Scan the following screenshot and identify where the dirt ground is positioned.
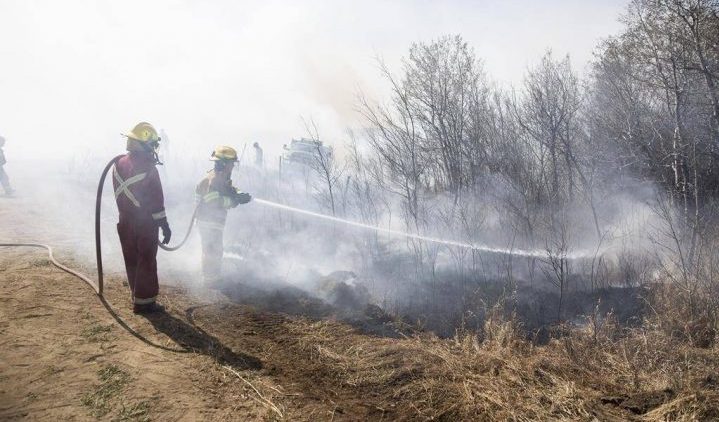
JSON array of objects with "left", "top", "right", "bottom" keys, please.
[
  {"left": 2, "top": 188, "right": 718, "bottom": 421},
  {"left": 0, "top": 191, "right": 395, "bottom": 421}
]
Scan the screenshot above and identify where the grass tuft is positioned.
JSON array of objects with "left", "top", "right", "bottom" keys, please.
[
  {"left": 81, "top": 323, "right": 113, "bottom": 343},
  {"left": 81, "top": 364, "right": 131, "bottom": 418}
]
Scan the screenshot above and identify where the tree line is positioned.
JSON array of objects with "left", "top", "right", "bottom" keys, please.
[{"left": 303, "top": 0, "right": 719, "bottom": 328}]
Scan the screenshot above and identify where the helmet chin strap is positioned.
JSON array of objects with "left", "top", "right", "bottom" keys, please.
[
  {"left": 215, "top": 160, "right": 227, "bottom": 171},
  {"left": 141, "top": 141, "right": 163, "bottom": 165}
]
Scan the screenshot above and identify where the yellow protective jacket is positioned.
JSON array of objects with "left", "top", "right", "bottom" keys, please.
[{"left": 195, "top": 170, "right": 241, "bottom": 230}]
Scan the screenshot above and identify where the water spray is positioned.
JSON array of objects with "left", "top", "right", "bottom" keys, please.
[{"left": 252, "top": 198, "right": 587, "bottom": 259}]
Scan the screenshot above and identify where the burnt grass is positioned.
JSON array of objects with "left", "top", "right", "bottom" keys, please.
[
  {"left": 199, "top": 273, "right": 719, "bottom": 421},
  {"left": 186, "top": 250, "right": 719, "bottom": 420},
  {"left": 216, "top": 257, "right": 645, "bottom": 344}
]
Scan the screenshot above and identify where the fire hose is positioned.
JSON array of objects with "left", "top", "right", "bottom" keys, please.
[
  {"left": 3, "top": 154, "right": 198, "bottom": 297},
  {"left": 0, "top": 155, "right": 199, "bottom": 352},
  {"left": 0, "top": 242, "right": 188, "bottom": 352},
  {"left": 96, "top": 155, "right": 197, "bottom": 295},
  {"left": 0, "top": 243, "right": 100, "bottom": 293}
]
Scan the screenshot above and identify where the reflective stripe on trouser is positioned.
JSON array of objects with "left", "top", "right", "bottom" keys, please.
[
  {"left": 116, "top": 220, "right": 159, "bottom": 304},
  {"left": 199, "top": 224, "right": 224, "bottom": 284},
  {"left": 134, "top": 296, "right": 157, "bottom": 305},
  {"left": 197, "top": 219, "right": 225, "bottom": 231}
]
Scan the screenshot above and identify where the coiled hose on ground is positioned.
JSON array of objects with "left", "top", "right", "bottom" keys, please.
[
  {"left": 0, "top": 242, "right": 188, "bottom": 352},
  {"left": 0, "top": 242, "right": 100, "bottom": 293}
]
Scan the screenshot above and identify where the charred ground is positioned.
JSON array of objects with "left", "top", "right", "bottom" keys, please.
[{"left": 2, "top": 182, "right": 718, "bottom": 421}]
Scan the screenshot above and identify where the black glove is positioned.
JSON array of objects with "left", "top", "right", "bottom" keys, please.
[
  {"left": 236, "top": 192, "right": 252, "bottom": 204},
  {"left": 160, "top": 221, "right": 172, "bottom": 245}
]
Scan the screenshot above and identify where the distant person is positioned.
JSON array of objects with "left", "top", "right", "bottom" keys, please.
[
  {"left": 253, "top": 142, "right": 263, "bottom": 168},
  {"left": 0, "top": 136, "right": 13, "bottom": 195},
  {"left": 114, "top": 122, "right": 172, "bottom": 313},
  {"left": 159, "top": 129, "right": 171, "bottom": 161},
  {"left": 158, "top": 129, "right": 170, "bottom": 179},
  {"left": 195, "top": 146, "right": 252, "bottom": 285}
]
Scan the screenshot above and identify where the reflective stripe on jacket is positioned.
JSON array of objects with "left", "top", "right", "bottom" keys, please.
[
  {"left": 113, "top": 152, "right": 167, "bottom": 224},
  {"left": 195, "top": 169, "right": 239, "bottom": 228}
]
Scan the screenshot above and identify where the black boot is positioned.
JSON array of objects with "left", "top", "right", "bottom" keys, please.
[{"left": 133, "top": 302, "right": 165, "bottom": 314}]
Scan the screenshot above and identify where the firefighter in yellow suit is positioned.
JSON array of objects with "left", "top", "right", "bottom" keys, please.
[{"left": 195, "top": 146, "right": 252, "bottom": 284}]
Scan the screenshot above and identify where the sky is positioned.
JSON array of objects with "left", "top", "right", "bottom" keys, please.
[{"left": 0, "top": 0, "right": 627, "bottom": 162}]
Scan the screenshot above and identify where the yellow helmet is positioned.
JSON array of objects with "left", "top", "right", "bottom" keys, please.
[
  {"left": 124, "top": 122, "right": 160, "bottom": 143},
  {"left": 210, "top": 145, "right": 238, "bottom": 162}
]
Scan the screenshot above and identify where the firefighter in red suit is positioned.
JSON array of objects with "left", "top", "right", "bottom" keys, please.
[{"left": 113, "top": 122, "right": 172, "bottom": 313}]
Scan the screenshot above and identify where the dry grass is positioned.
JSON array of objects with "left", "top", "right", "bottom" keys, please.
[
  {"left": 275, "top": 298, "right": 719, "bottom": 421},
  {"left": 119, "top": 284, "right": 717, "bottom": 420}
]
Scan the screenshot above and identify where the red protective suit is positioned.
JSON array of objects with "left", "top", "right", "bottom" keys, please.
[{"left": 112, "top": 151, "right": 167, "bottom": 306}]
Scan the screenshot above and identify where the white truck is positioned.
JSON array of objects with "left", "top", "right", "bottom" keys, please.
[{"left": 281, "top": 138, "right": 333, "bottom": 167}]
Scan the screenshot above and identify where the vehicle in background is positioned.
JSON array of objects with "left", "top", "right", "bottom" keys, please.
[{"left": 281, "top": 138, "right": 333, "bottom": 167}]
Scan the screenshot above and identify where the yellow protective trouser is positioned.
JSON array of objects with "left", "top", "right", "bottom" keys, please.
[{"left": 199, "top": 224, "right": 224, "bottom": 284}]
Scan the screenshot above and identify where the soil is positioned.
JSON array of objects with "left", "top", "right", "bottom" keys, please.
[
  {"left": 2, "top": 187, "right": 718, "bottom": 421},
  {"left": 0, "top": 191, "right": 395, "bottom": 421}
]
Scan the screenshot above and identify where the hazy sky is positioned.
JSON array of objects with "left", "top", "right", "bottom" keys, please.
[{"left": 0, "top": 0, "right": 626, "bottom": 161}]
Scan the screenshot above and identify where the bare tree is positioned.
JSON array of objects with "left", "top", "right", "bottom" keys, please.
[{"left": 303, "top": 118, "right": 346, "bottom": 216}]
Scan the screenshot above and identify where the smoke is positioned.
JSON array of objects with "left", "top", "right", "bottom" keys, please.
[
  {"left": 0, "top": 0, "right": 652, "bottom": 337},
  {"left": 0, "top": 126, "right": 670, "bottom": 340}
]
